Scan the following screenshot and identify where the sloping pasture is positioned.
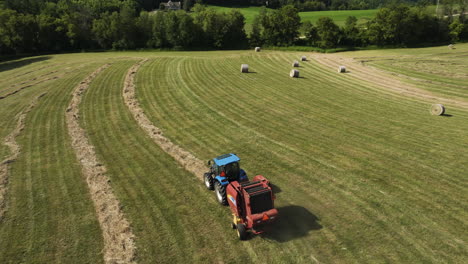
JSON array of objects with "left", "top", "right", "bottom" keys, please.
[
  {"left": 0, "top": 46, "right": 466, "bottom": 263},
  {"left": 135, "top": 50, "right": 468, "bottom": 263}
]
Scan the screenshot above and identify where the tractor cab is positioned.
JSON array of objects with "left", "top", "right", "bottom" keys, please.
[{"left": 204, "top": 153, "right": 248, "bottom": 205}]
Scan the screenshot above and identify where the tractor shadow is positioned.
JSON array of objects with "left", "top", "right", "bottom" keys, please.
[
  {"left": 260, "top": 205, "right": 322, "bottom": 243},
  {"left": 270, "top": 183, "right": 282, "bottom": 194},
  {"left": 0, "top": 56, "right": 51, "bottom": 72}
]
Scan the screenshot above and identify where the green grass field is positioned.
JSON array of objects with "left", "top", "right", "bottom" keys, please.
[
  {"left": 0, "top": 44, "right": 467, "bottom": 263},
  {"left": 207, "top": 5, "right": 378, "bottom": 30},
  {"left": 207, "top": 5, "right": 440, "bottom": 32}
]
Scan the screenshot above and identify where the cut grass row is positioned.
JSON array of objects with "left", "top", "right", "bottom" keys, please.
[
  {"left": 0, "top": 59, "right": 105, "bottom": 263},
  {"left": 0, "top": 48, "right": 466, "bottom": 263},
  {"left": 80, "top": 60, "right": 258, "bottom": 263},
  {"left": 135, "top": 50, "right": 468, "bottom": 262},
  {"left": 345, "top": 44, "right": 468, "bottom": 101}
]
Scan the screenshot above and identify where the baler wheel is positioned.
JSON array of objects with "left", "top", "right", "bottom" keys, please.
[
  {"left": 204, "top": 173, "right": 214, "bottom": 190},
  {"left": 237, "top": 224, "right": 248, "bottom": 240},
  {"left": 215, "top": 181, "right": 228, "bottom": 205}
]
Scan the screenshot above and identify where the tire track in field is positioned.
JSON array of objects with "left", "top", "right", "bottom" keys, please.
[
  {"left": 314, "top": 53, "right": 468, "bottom": 109},
  {"left": 0, "top": 92, "right": 46, "bottom": 221},
  {"left": 66, "top": 64, "right": 136, "bottom": 264},
  {"left": 122, "top": 59, "right": 206, "bottom": 180}
]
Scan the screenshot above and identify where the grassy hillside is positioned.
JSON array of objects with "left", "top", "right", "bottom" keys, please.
[
  {"left": 207, "top": 5, "right": 439, "bottom": 31},
  {"left": 0, "top": 43, "right": 466, "bottom": 263},
  {"left": 207, "top": 5, "right": 378, "bottom": 29},
  {"left": 343, "top": 44, "right": 468, "bottom": 100},
  {"left": 0, "top": 56, "right": 105, "bottom": 263}
]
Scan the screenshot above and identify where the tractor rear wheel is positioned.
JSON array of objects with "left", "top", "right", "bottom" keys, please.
[
  {"left": 236, "top": 224, "right": 248, "bottom": 240},
  {"left": 204, "top": 173, "right": 214, "bottom": 190},
  {"left": 215, "top": 181, "right": 227, "bottom": 205}
]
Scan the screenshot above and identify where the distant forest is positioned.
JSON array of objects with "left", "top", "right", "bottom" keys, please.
[{"left": 0, "top": 0, "right": 467, "bottom": 55}]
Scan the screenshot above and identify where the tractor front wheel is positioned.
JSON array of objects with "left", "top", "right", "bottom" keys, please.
[
  {"left": 236, "top": 224, "right": 248, "bottom": 240},
  {"left": 214, "top": 181, "right": 227, "bottom": 205},
  {"left": 204, "top": 173, "right": 214, "bottom": 190}
]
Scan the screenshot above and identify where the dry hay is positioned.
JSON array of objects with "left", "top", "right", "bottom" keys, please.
[
  {"left": 301, "top": 56, "right": 307, "bottom": 61},
  {"left": 0, "top": 93, "right": 46, "bottom": 221},
  {"left": 338, "top": 66, "right": 346, "bottom": 73},
  {"left": 66, "top": 64, "right": 136, "bottom": 264},
  {"left": 430, "top": 104, "right": 445, "bottom": 116},
  {"left": 292, "top": 61, "right": 299, "bottom": 67},
  {"left": 290, "top": 69, "right": 299, "bottom": 78},
  {"left": 123, "top": 60, "right": 207, "bottom": 182},
  {"left": 255, "top": 47, "right": 261, "bottom": 52},
  {"left": 241, "top": 64, "right": 249, "bottom": 73}
]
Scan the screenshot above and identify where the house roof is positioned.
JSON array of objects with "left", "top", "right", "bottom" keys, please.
[{"left": 164, "top": 1, "right": 181, "bottom": 8}]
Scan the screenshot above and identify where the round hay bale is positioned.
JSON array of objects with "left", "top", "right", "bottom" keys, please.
[
  {"left": 292, "top": 61, "right": 299, "bottom": 67},
  {"left": 448, "top": 44, "right": 454, "bottom": 49},
  {"left": 255, "top": 47, "right": 261, "bottom": 52},
  {"left": 338, "top": 66, "right": 346, "bottom": 73},
  {"left": 430, "top": 104, "right": 445, "bottom": 116},
  {"left": 240, "top": 64, "right": 249, "bottom": 73},
  {"left": 301, "top": 56, "right": 307, "bottom": 61},
  {"left": 290, "top": 69, "right": 299, "bottom": 78}
]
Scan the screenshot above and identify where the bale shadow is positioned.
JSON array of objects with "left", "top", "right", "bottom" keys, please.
[
  {"left": 260, "top": 205, "right": 322, "bottom": 243},
  {"left": 441, "top": 114, "right": 453, "bottom": 117},
  {"left": 0, "top": 56, "right": 51, "bottom": 73}
]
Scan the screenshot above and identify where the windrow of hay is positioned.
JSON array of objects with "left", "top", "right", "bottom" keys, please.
[
  {"left": 0, "top": 93, "right": 46, "bottom": 221},
  {"left": 290, "top": 69, "right": 299, "bottom": 78},
  {"left": 122, "top": 60, "right": 206, "bottom": 181},
  {"left": 301, "top": 56, "right": 307, "bottom": 61},
  {"left": 292, "top": 61, "right": 299, "bottom": 67},
  {"left": 338, "top": 66, "right": 346, "bottom": 73},
  {"left": 430, "top": 104, "right": 445, "bottom": 115},
  {"left": 0, "top": 74, "right": 59, "bottom": 100},
  {"left": 241, "top": 64, "right": 249, "bottom": 73},
  {"left": 255, "top": 47, "right": 261, "bottom": 52},
  {"left": 66, "top": 64, "right": 136, "bottom": 264}
]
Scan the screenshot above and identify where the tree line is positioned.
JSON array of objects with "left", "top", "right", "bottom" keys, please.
[
  {"left": 199, "top": 0, "right": 436, "bottom": 11},
  {"left": 0, "top": 0, "right": 467, "bottom": 55}
]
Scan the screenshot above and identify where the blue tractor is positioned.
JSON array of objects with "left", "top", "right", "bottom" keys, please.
[{"left": 204, "top": 153, "right": 248, "bottom": 205}]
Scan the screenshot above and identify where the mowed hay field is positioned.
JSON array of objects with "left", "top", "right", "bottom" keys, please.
[{"left": 0, "top": 44, "right": 467, "bottom": 263}]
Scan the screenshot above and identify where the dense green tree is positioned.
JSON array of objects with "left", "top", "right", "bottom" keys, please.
[
  {"left": 302, "top": 21, "right": 318, "bottom": 45},
  {"left": 249, "top": 15, "right": 263, "bottom": 47},
  {"left": 342, "top": 16, "right": 361, "bottom": 46},
  {"left": 92, "top": 12, "right": 119, "bottom": 49},
  {"left": 0, "top": 9, "right": 38, "bottom": 53},
  {"left": 151, "top": 11, "right": 168, "bottom": 47},
  {"left": 223, "top": 10, "right": 248, "bottom": 49},
  {"left": 183, "top": 0, "right": 194, "bottom": 11},
  {"left": 261, "top": 5, "right": 301, "bottom": 46},
  {"left": 315, "top": 16, "right": 341, "bottom": 48}
]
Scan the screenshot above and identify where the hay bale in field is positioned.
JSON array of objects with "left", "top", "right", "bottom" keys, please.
[
  {"left": 240, "top": 64, "right": 249, "bottom": 73},
  {"left": 290, "top": 69, "right": 299, "bottom": 78},
  {"left": 430, "top": 104, "right": 445, "bottom": 116},
  {"left": 301, "top": 56, "right": 307, "bottom": 61},
  {"left": 448, "top": 44, "right": 454, "bottom": 49},
  {"left": 338, "top": 66, "right": 346, "bottom": 73},
  {"left": 292, "top": 61, "right": 299, "bottom": 67},
  {"left": 255, "top": 47, "right": 261, "bottom": 52}
]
